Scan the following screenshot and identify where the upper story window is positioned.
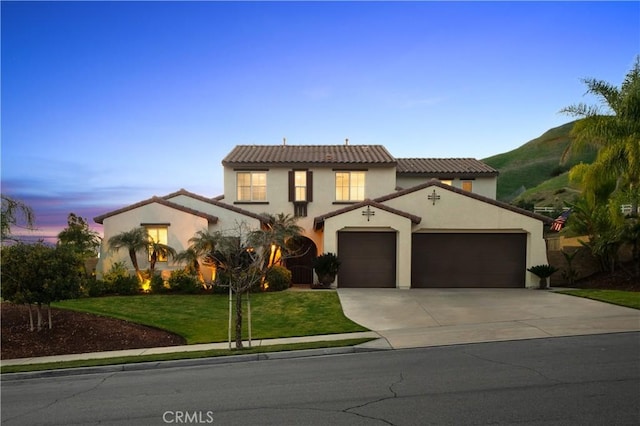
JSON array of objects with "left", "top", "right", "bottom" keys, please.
[
  {"left": 462, "top": 180, "right": 473, "bottom": 192},
  {"left": 237, "top": 171, "right": 267, "bottom": 201},
  {"left": 294, "top": 171, "right": 307, "bottom": 201},
  {"left": 289, "top": 170, "right": 313, "bottom": 203},
  {"left": 146, "top": 226, "right": 168, "bottom": 262},
  {"left": 440, "top": 179, "right": 452, "bottom": 186},
  {"left": 335, "top": 171, "right": 365, "bottom": 201}
]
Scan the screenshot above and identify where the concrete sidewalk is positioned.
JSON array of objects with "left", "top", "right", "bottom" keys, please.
[{"left": 337, "top": 288, "right": 640, "bottom": 349}]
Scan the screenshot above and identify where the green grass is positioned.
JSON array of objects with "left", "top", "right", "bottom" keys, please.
[
  {"left": 53, "top": 291, "right": 368, "bottom": 344},
  {"left": 557, "top": 289, "right": 640, "bottom": 310},
  {"left": 0, "top": 338, "right": 374, "bottom": 374}
]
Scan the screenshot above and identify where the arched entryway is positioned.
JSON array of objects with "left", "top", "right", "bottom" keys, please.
[{"left": 285, "top": 236, "right": 317, "bottom": 285}]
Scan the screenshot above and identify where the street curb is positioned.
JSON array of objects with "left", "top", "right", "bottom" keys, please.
[{"left": 1, "top": 341, "right": 391, "bottom": 381}]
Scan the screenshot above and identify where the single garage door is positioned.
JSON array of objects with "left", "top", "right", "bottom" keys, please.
[
  {"left": 338, "top": 231, "right": 396, "bottom": 288},
  {"left": 411, "top": 233, "right": 526, "bottom": 288}
]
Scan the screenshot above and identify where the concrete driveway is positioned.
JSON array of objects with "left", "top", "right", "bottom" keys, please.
[{"left": 338, "top": 288, "right": 640, "bottom": 349}]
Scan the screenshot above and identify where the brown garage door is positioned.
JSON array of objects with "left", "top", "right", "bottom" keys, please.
[
  {"left": 338, "top": 231, "right": 396, "bottom": 288},
  {"left": 411, "top": 233, "right": 526, "bottom": 288}
]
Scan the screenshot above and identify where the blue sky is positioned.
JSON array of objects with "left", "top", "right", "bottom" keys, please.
[{"left": 2, "top": 1, "right": 638, "bottom": 241}]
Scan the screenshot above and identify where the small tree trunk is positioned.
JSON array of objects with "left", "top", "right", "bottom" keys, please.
[
  {"left": 48, "top": 303, "right": 53, "bottom": 329},
  {"left": 129, "top": 249, "right": 143, "bottom": 282},
  {"left": 235, "top": 290, "right": 243, "bottom": 349},
  {"left": 27, "top": 304, "right": 34, "bottom": 332},
  {"left": 36, "top": 303, "right": 43, "bottom": 331}
]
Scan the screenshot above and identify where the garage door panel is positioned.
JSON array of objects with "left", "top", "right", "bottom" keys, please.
[
  {"left": 412, "top": 233, "right": 526, "bottom": 288},
  {"left": 338, "top": 232, "right": 396, "bottom": 288}
]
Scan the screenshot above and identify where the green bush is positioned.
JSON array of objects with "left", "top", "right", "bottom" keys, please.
[
  {"left": 150, "top": 273, "right": 169, "bottom": 294},
  {"left": 103, "top": 262, "right": 140, "bottom": 295},
  {"left": 110, "top": 275, "right": 140, "bottom": 295},
  {"left": 264, "top": 265, "right": 292, "bottom": 292},
  {"left": 168, "top": 269, "right": 201, "bottom": 294},
  {"left": 83, "top": 277, "right": 106, "bottom": 297}
]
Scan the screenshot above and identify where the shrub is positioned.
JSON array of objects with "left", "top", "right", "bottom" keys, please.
[
  {"left": 103, "top": 262, "right": 129, "bottom": 283},
  {"left": 103, "top": 262, "right": 139, "bottom": 295},
  {"left": 150, "top": 273, "right": 169, "bottom": 294},
  {"left": 264, "top": 265, "right": 292, "bottom": 292},
  {"left": 110, "top": 275, "right": 140, "bottom": 295},
  {"left": 168, "top": 269, "right": 201, "bottom": 294},
  {"left": 549, "top": 165, "right": 568, "bottom": 177},
  {"left": 513, "top": 199, "right": 534, "bottom": 212},
  {"left": 527, "top": 264, "right": 559, "bottom": 278},
  {"left": 83, "top": 277, "right": 106, "bottom": 297}
]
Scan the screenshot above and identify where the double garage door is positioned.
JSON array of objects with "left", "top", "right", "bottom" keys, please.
[
  {"left": 338, "top": 231, "right": 526, "bottom": 288},
  {"left": 411, "top": 233, "right": 526, "bottom": 288}
]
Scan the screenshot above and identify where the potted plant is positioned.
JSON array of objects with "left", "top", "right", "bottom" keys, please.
[
  {"left": 527, "top": 264, "right": 559, "bottom": 289},
  {"left": 312, "top": 252, "right": 341, "bottom": 289}
]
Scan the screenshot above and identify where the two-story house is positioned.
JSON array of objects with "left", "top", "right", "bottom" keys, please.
[{"left": 94, "top": 143, "right": 552, "bottom": 288}]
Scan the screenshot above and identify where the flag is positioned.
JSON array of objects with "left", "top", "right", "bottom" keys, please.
[{"left": 550, "top": 209, "right": 571, "bottom": 232}]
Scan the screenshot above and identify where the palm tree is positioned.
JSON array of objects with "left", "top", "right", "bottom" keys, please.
[
  {"left": 107, "top": 227, "right": 149, "bottom": 282},
  {"left": 260, "top": 213, "right": 304, "bottom": 266},
  {"left": 188, "top": 229, "right": 222, "bottom": 284},
  {"left": 189, "top": 230, "right": 219, "bottom": 264},
  {"left": 561, "top": 56, "right": 640, "bottom": 210},
  {"left": 174, "top": 248, "right": 205, "bottom": 283},
  {"left": 148, "top": 240, "right": 177, "bottom": 277}
]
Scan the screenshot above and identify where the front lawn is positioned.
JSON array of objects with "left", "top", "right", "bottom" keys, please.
[
  {"left": 557, "top": 289, "right": 640, "bottom": 310},
  {"left": 54, "top": 291, "right": 367, "bottom": 344}
]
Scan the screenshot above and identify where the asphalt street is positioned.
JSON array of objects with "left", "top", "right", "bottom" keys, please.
[{"left": 2, "top": 332, "right": 639, "bottom": 425}]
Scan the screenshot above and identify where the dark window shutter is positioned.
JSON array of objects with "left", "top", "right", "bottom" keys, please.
[
  {"left": 307, "top": 171, "right": 313, "bottom": 202},
  {"left": 288, "top": 171, "right": 295, "bottom": 202}
]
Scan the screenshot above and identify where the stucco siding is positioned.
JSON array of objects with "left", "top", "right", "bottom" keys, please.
[
  {"left": 166, "top": 194, "right": 262, "bottom": 232},
  {"left": 379, "top": 186, "right": 548, "bottom": 287},
  {"left": 221, "top": 165, "right": 396, "bottom": 248},
  {"left": 322, "top": 208, "right": 413, "bottom": 289},
  {"left": 97, "top": 203, "right": 209, "bottom": 277}
]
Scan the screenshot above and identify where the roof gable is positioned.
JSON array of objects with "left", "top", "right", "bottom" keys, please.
[
  {"left": 93, "top": 196, "right": 219, "bottom": 225},
  {"left": 94, "top": 189, "right": 270, "bottom": 225},
  {"left": 163, "top": 189, "right": 268, "bottom": 223},
  {"left": 375, "top": 179, "right": 553, "bottom": 223},
  {"left": 313, "top": 199, "right": 421, "bottom": 230}
]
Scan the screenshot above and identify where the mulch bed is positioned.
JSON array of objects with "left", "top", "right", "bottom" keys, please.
[{"left": 1, "top": 303, "right": 185, "bottom": 360}]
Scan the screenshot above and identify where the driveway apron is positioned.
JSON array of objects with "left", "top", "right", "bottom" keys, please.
[{"left": 337, "top": 288, "right": 640, "bottom": 349}]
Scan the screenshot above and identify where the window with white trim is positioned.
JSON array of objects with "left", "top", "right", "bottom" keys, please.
[
  {"left": 237, "top": 171, "right": 267, "bottom": 201},
  {"left": 335, "top": 171, "right": 365, "bottom": 201}
]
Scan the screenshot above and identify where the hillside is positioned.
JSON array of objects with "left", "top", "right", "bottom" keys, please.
[{"left": 482, "top": 121, "right": 596, "bottom": 209}]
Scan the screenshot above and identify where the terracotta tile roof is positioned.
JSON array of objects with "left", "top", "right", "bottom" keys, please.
[
  {"left": 396, "top": 158, "right": 498, "bottom": 176},
  {"left": 374, "top": 179, "right": 553, "bottom": 224},
  {"left": 222, "top": 145, "right": 396, "bottom": 166},
  {"left": 313, "top": 199, "right": 421, "bottom": 230},
  {"left": 93, "top": 196, "right": 219, "bottom": 225}
]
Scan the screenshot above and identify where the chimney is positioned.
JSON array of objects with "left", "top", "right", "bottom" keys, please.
[
  {"left": 345, "top": 138, "right": 349, "bottom": 145},
  {"left": 283, "top": 137, "right": 286, "bottom": 146}
]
